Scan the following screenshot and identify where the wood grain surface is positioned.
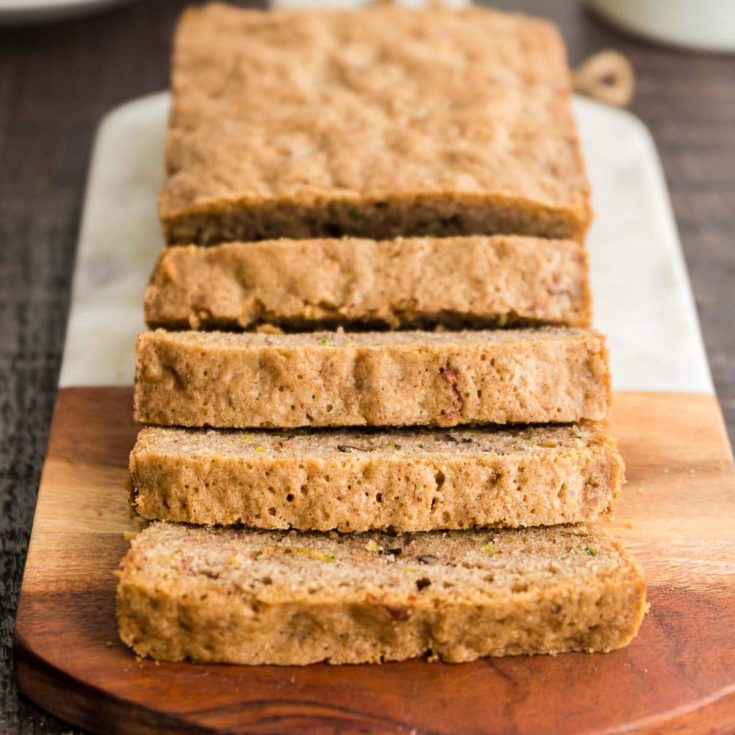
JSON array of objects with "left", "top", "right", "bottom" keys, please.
[
  {"left": 2, "top": 2, "right": 735, "bottom": 733},
  {"left": 12, "top": 387, "right": 735, "bottom": 735}
]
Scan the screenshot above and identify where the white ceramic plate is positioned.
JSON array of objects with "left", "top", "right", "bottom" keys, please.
[
  {"left": 60, "top": 91, "right": 713, "bottom": 395},
  {"left": 0, "top": 0, "right": 135, "bottom": 25},
  {"left": 587, "top": 0, "right": 735, "bottom": 53}
]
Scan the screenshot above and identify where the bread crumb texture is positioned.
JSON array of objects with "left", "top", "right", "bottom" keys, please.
[
  {"left": 130, "top": 423, "right": 624, "bottom": 530},
  {"left": 116, "top": 523, "right": 647, "bottom": 664},
  {"left": 133, "top": 327, "right": 611, "bottom": 428}
]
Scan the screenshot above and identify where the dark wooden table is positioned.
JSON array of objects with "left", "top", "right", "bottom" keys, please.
[{"left": 1, "top": 1, "right": 733, "bottom": 733}]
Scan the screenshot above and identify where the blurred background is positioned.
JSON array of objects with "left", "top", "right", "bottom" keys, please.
[{"left": 1, "top": 1, "right": 733, "bottom": 732}]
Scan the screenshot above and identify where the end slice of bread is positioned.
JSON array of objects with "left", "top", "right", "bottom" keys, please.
[{"left": 116, "top": 522, "right": 647, "bottom": 665}]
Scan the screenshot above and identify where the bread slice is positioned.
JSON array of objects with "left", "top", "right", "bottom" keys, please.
[
  {"left": 134, "top": 328, "right": 610, "bottom": 429},
  {"left": 161, "top": 4, "right": 591, "bottom": 245},
  {"left": 130, "top": 424, "right": 624, "bottom": 531},
  {"left": 144, "top": 236, "right": 591, "bottom": 331},
  {"left": 116, "top": 522, "right": 647, "bottom": 665}
]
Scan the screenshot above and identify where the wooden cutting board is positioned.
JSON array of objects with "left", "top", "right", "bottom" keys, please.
[{"left": 13, "top": 387, "right": 735, "bottom": 734}]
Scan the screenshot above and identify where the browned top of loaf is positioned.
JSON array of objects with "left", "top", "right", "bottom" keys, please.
[
  {"left": 161, "top": 3, "right": 589, "bottom": 220},
  {"left": 135, "top": 423, "right": 612, "bottom": 459},
  {"left": 120, "top": 522, "right": 638, "bottom": 607},
  {"left": 139, "top": 326, "right": 595, "bottom": 350}
]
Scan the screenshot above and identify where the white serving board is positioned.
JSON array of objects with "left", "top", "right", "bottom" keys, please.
[{"left": 60, "top": 92, "right": 713, "bottom": 394}]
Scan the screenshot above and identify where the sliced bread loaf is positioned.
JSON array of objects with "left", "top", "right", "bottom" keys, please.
[
  {"left": 130, "top": 424, "right": 624, "bottom": 531},
  {"left": 116, "top": 522, "right": 647, "bottom": 665},
  {"left": 144, "top": 236, "right": 591, "bottom": 331},
  {"left": 134, "top": 328, "right": 610, "bottom": 428}
]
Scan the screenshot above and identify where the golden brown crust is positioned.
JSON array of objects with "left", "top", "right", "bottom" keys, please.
[
  {"left": 116, "top": 523, "right": 647, "bottom": 665},
  {"left": 133, "top": 328, "right": 612, "bottom": 429},
  {"left": 130, "top": 424, "right": 624, "bottom": 531},
  {"left": 144, "top": 235, "right": 592, "bottom": 330},
  {"left": 161, "top": 4, "right": 591, "bottom": 244}
]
